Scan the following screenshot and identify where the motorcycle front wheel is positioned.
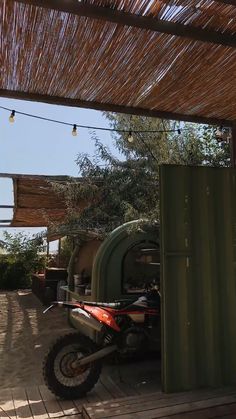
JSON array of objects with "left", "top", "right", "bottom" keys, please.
[{"left": 43, "top": 333, "right": 102, "bottom": 399}]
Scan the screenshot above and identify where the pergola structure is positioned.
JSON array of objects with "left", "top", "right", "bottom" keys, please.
[
  {"left": 3, "top": 2, "right": 236, "bottom": 394},
  {"left": 0, "top": 173, "right": 84, "bottom": 227},
  {"left": 1, "top": 1, "right": 236, "bottom": 160}
]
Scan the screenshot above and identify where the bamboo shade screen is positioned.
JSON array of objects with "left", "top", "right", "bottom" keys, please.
[
  {"left": 1, "top": 1, "right": 236, "bottom": 123},
  {"left": 1, "top": 174, "right": 84, "bottom": 227}
]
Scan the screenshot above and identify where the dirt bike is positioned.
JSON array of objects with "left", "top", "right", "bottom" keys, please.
[{"left": 42, "top": 289, "right": 161, "bottom": 399}]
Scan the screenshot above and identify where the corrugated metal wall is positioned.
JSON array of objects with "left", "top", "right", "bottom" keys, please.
[{"left": 160, "top": 165, "right": 236, "bottom": 392}]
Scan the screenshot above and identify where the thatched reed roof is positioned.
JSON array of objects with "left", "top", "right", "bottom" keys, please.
[
  {"left": 0, "top": 173, "right": 84, "bottom": 227},
  {"left": 1, "top": 1, "right": 236, "bottom": 126}
]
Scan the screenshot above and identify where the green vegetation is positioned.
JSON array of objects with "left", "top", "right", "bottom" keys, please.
[
  {"left": 0, "top": 232, "right": 45, "bottom": 290},
  {"left": 51, "top": 116, "right": 231, "bottom": 234}
]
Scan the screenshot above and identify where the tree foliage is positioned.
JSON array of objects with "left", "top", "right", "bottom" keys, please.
[
  {"left": 106, "top": 114, "right": 230, "bottom": 167},
  {"left": 0, "top": 232, "right": 46, "bottom": 289},
  {"left": 51, "top": 115, "right": 231, "bottom": 234}
]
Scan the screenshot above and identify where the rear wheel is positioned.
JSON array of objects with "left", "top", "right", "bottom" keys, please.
[{"left": 43, "top": 333, "right": 102, "bottom": 399}]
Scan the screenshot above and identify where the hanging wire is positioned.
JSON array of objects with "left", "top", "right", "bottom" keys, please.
[
  {"left": 0, "top": 105, "right": 189, "bottom": 135},
  {"left": 138, "top": 136, "right": 160, "bottom": 165}
]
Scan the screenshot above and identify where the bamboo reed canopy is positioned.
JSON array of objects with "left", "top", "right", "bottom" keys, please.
[
  {"left": 0, "top": 173, "right": 83, "bottom": 227},
  {"left": 1, "top": 1, "right": 236, "bottom": 127}
]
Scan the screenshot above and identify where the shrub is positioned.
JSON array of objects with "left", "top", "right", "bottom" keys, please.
[
  {"left": 0, "top": 261, "right": 30, "bottom": 290},
  {"left": 0, "top": 232, "right": 46, "bottom": 290}
]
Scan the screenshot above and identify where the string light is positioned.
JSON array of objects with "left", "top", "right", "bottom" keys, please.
[
  {"left": 72, "top": 124, "right": 77, "bottom": 137},
  {"left": 127, "top": 131, "right": 134, "bottom": 143},
  {"left": 9, "top": 110, "right": 15, "bottom": 123},
  {"left": 0, "top": 105, "right": 199, "bottom": 136}
]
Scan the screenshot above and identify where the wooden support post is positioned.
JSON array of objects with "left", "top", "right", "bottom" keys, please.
[
  {"left": 230, "top": 124, "right": 236, "bottom": 168},
  {"left": 67, "top": 245, "right": 80, "bottom": 289},
  {"left": 58, "top": 238, "right": 61, "bottom": 267},
  {"left": 46, "top": 240, "right": 49, "bottom": 259}
]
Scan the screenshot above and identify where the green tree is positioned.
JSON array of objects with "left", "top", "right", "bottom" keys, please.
[
  {"left": 51, "top": 116, "right": 230, "bottom": 234},
  {"left": 59, "top": 236, "right": 74, "bottom": 265},
  {"left": 106, "top": 114, "right": 230, "bottom": 167},
  {"left": 0, "top": 232, "right": 45, "bottom": 289}
]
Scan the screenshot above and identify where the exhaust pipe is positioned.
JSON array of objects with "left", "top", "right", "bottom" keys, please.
[
  {"left": 43, "top": 302, "right": 103, "bottom": 332},
  {"left": 71, "top": 308, "right": 103, "bottom": 332}
]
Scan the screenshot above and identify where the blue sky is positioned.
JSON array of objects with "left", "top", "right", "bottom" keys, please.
[{"left": 0, "top": 97, "right": 116, "bottom": 242}]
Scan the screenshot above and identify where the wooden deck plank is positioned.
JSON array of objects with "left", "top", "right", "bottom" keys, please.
[
  {"left": 57, "top": 399, "right": 79, "bottom": 417},
  {"left": 11, "top": 388, "right": 33, "bottom": 419},
  {"left": 25, "top": 386, "right": 49, "bottom": 419},
  {"left": 63, "top": 416, "right": 82, "bottom": 419},
  {"left": 38, "top": 386, "right": 64, "bottom": 418},
  {"left": 1, "top": 383, "right": 236, "bottom": 419},
  {"left": 72, "top": 396, "right": 88, "bottom": 413},
  {"left": 92, "top": 381, "right": 112, "bottom": 401},
  {"left": 100, "top": 375, "right": 126, "bottom": 399},
  {"left": 0, "top": 406, "right": 11, "bottom": 418},
  {"left": 161, "top": 402, "right": 236, "bottom": 418},
  {"left": 106, "top": 396, "right": 236, "bottom": 419},
  {"left": 74, "top": 388, "right": 106, "bottom": 413},
  {"left": 86, "top": 391, "right": 101, "bottom": 404},
  {"left": 82, "top": 386, "right": 236, "bottom": 412},
  {"left": 112, "top": 379, "right": 139, "bottom": 398},
  {"left": 101, "top": 365, "right": 139, "bottom": 398},
  {"left": 0, "top": 389, "right": 16, "bottom": 419},
  {"left": 82, "top": 390, "right": 236, "bottom": 419}
]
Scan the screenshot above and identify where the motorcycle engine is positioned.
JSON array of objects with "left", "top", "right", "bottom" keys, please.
[{"left": 122, "top": 326, "right": 147, "bottom": 354}]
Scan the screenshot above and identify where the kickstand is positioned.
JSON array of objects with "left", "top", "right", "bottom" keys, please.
[{"left": 115, "top": 354, "right": 124, "bottom": 383}]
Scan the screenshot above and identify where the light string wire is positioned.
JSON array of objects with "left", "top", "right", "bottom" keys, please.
[{"left": 0, "top": 105, "right": 191, "bottom": 134}]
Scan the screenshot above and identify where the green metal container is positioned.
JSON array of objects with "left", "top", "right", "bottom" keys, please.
[
  {"left": 160, "top": 165, "right": 236, "bottom": 392},
  {"left": 92, "top": 220, "right": 159, "bottom": 301},
  {"left": 68, "top": 219, "right": 159, "bottom": 330}
]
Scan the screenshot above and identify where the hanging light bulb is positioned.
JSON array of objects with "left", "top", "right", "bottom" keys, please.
[
  {"left": 72, "top": 124, "right": 77, "bottom": 136},
  {"left": 9, "top": 110, "right": 15, "bottom": 123},
  {"left": 127, "top": 130, "right": 134, "bottom": 143}
]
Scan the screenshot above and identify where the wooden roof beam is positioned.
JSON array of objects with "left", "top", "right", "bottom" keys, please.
[
  {"left": 0, "top": 172, "right": 78, "bottom": 180},
  {"left": 0, "top": 89, "right": 233, "bottom": 127},
  {"left": 216, "top": 1, "right": 236, "bottom": 5},
  {"left": 14, "top": 0, "right": 236, "bottom": 48}
]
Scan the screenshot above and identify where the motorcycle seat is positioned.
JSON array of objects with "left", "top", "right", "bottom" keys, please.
[{"left": 85, "top": 300, "right": 136, "bottom": 309}]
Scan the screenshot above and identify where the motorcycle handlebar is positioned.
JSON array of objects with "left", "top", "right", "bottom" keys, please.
[{"left": 43, "top": 301, "right": 82, "bottom": 314}]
